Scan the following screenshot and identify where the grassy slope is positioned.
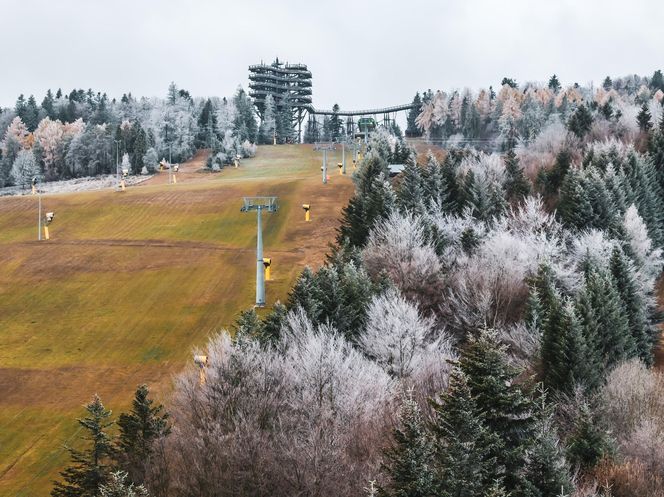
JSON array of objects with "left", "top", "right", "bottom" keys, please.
[{"left": 0, "top": 144, "right": 354, "bottom": 496}]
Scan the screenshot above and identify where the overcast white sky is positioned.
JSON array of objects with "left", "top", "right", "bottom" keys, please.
[{"left": 1, "top": 0, "right": 663, "bottom": 110}]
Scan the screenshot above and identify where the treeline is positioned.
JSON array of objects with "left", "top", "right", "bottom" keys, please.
[
  {"left": 408, "top": 69, "right": 664, "bottom": 150},
  {"left": 55, "top": 76, "right": 664, "bottom": 496},
  {"left": 0, "top": 83, "right": 259, "bottom": 187}
]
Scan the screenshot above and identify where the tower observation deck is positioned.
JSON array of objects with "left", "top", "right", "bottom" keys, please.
[{"left": 248, "top": 58, "right": 312, "bottom": 140}]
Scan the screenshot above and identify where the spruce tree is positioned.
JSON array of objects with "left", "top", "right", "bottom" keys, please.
[
  {"left": 52, "top": 395, "right": 115, "bottom": 497},
  {"left": 650, "top": 69, "right": 664, "bottom": 92},
  {"left": 602, "top": 76, "right": 613, "bottom": 91},
  {"left": 397, "top": 161, "right": 425, "bottom": 213},
  {"left": 233, "top": 308, "right": 264, "bottom": 339},
  {"left": 503, "top": 148, "right": 530, "bottom": 202},
  {"left": 287, "top": 267, "right": 322, "bottom": 319},
  {"left": 459, "top": 330, "right": 535, "bottom": 492},
  {"left": 637, "top": 102, "right": 652, "bottom": 132},
  {"left": 609, "top": 247, "right": 653, "bottom": 364},
  {"left": 406, "top": 93, "right": 423, "bottom": 138},
  {"left": 519, "top": 389, "right": 573, "bottom": 497},
  {"left": 116, "top": 385, "right": 169, "bottom": 485},
  {"left": 566, "top": 402, "right": 612, "bottom": 472},
  {"left": 576, "top": 265, "right": 635, "bottom": 371},
  {"left": 547, "top": 75, "right": 561, "bottom": 93},
  {"left": 557, "top": 169, "right": 594, "bottom": 230},
  {"left": 567, "top": 105, "right": 593, "bottom": 139},
  {"left": 378, "top": 393, "right": 434, "bottom": 497},
  {"left": 329, "top": 103, "right": 343, "bottom": 142},
  {"left": 430, "top": 369, "right": 503, "bottom": 496}
]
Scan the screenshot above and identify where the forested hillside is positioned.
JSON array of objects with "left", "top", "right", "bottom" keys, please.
[
  {"left": 0, "top": 83, "right": 258, "bottom": 188},
  {"left": 50, "top": 70, "right": 664, "bottom": 497}
]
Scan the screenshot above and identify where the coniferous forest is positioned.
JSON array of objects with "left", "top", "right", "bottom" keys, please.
[{"left": 37, "top": 70, "right": 664, "bottom": 497}]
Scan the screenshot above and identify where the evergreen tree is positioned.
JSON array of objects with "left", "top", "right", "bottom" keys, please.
[
  {"left": 131, "top": 127, "right": 147, "bottom": 175},
  {"left": 567, "top": 105, "right": 593, "bottom": 139},
  {"left": 459, "top": 330, "right": 535, "bottom": 493},
  {"left": 260, "top": 301, "right": 288, "bottom": 342},
  {"left": 566, "top": 402, "right": 612, "bottom": 472},
  {"left": 397, "top": 161, "right": 424, "bottom": 213},
  {"left": 557, "top": 168, "right": 594, "bottom": 230},
  {"left": 547, "top": 75, "right": 561, "bottom": 93},
  {"left": 637, "top": 102, "right": 652, "bottom": 132},
  {"left": 52, "top": 395, "right": 115, "bottom": 497},
  {"left": 602, "top": 76, "right": 613, "bottom": 91},
  {"left": 115, "top": 385, "right": 170, "bottom": 486},
  {"left": 287, "top": 266, "right": 323, "bottom": 319},
  {"left": 337, "top": 155, "right": 393, "bottom": 247},
  {"left": 576, "top": 264, "right": 635, "bottom": 371},
  {"left": 430, "top": 369, "right": 503, "bottom": 497},
  {"left": 540, "top": 150, "right": 571, "bottom": 195},
  {"left": 276, "top": 94, "right": 294, "bottom": 144},
  {"left": 406, "top": 92, "right": 423, "bottom": 137},
  {"left": 232, "top": 87, "right": 258, "bottom": 143},
  {"left": 503, "top": 148, "right": 530, "bottom": 202},
  {"left": 42, "top": 89, "right": 56, "bottom": 118},
  {"left": 24, "top": 95, "right": 40, "bottom": 132},
  {"left": 196, "top": 99, "right": 218, "bottom": 148},
  {"left": 329, "top": 103, "right": 343, "bottom": 142},
  {"left": 258, "top": 94, "right": 276, "bottom": 145},
  {"left": 377, "top": 393, "right": 434, "bottom": 497},
  {"left": 233, "top": 308, "right": 264, "bottom": 339},
  {"left": 609, "top": 247, "right": 653, "bottom": 364},
  {"left": 519, "top": 389, "right": 573, "bottom": 497},
  {"left": 650, "top": 69, "right": 664, "bottom": 92}
]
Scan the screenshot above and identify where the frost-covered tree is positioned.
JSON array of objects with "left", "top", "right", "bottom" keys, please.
[
  {"left": 99, "top": 471, "right": 148, "bottom": 497},
  {"left": 359, "top": 289, "right": 451, "bottom": 378},
  {"left": 11, "top": 149, "right": 39, "bottom": 188},
  {"left": 258, "top": 94, "right": 276, "bottom": 144}
]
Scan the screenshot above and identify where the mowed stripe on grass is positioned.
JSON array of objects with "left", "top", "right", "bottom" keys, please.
[{"left": 0, "top": 144, "right": 354, "bottom": 496}]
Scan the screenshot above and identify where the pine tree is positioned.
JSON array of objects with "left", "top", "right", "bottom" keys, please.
[
  {"left": 24, "top": 95, "right": 40, "bottom": 132},
  {"left": 406, "top": 93, "right": 423, "bottom": 137},
  {"left": 503, "top": 148, "right": 531, "bottom": 202},
  {"left": 567, "top": 105, "right": 593, "bottom": 139},
  {"left": 650, "top": 69, "right": 664, "bottom": 92},
  {"left": 557, "top": 169, "right": 594, "bottom": 230},
  {"left": 378, "top": 393, "right": 434, "bottom": 497},
  {"left": 459, "top": 330, "right": 535, "bottom": 492},
  {"left": 258, "top": 94, "right": 276, "bottom": 145},
  {"left": 52, "top": 395, "right": 115, "bottom": 497},
  {"left": 233, "top": 308, "right": 264, "bottom": 339},
  {"left": 602, "top": 76, "right": 613, "bottom": 91},
  {"left": 287, "top": 267, "right": 321, "bottom": 319},
  {"left": 260, "top": 301, "right": 288, "bottom": 342},
  {"left": 519, "top": 389, "right": 573, "bottom": 497},
  {"left": 131, "top": 127, "right": 147, "bottom": 175},
  {"left": 566, "top": 402, "right": 612, "bottom": 472},
  {"left": 276, "top": 94, "right": 294, "bottom": 144},
  {"left": 329, "top": 103, "right": 343, "bottom": 142},
  {"left": 430, "top": 369, "right": 503, "bottom": 496},
  {"left": 637, "top": 102, "right": 652, "bottom": 132},
  {"left": 115, "top": 385, "right": 169, "bottom": 486},
  {"left": 42, "top": 89, "right": 56, "bottom": 119},
  {"left": 397, "top": 161, "right": 424, "bottom": 213},
  {"left": 609, "top": 247, "right": 653, "bottom": 364},
  {"left": 576, "top": 264, "right": 635, "bottom": 371},
  {"left": 547, "top": 75, "right": 561, "bottom": 93}
]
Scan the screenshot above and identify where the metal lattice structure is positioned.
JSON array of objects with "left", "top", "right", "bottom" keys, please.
[
  {"left": 240, "top": 197, "right": 278, "bottom": 307},
  {"left": 249, "top": 58, "right": 312, "bottom": 140}
]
